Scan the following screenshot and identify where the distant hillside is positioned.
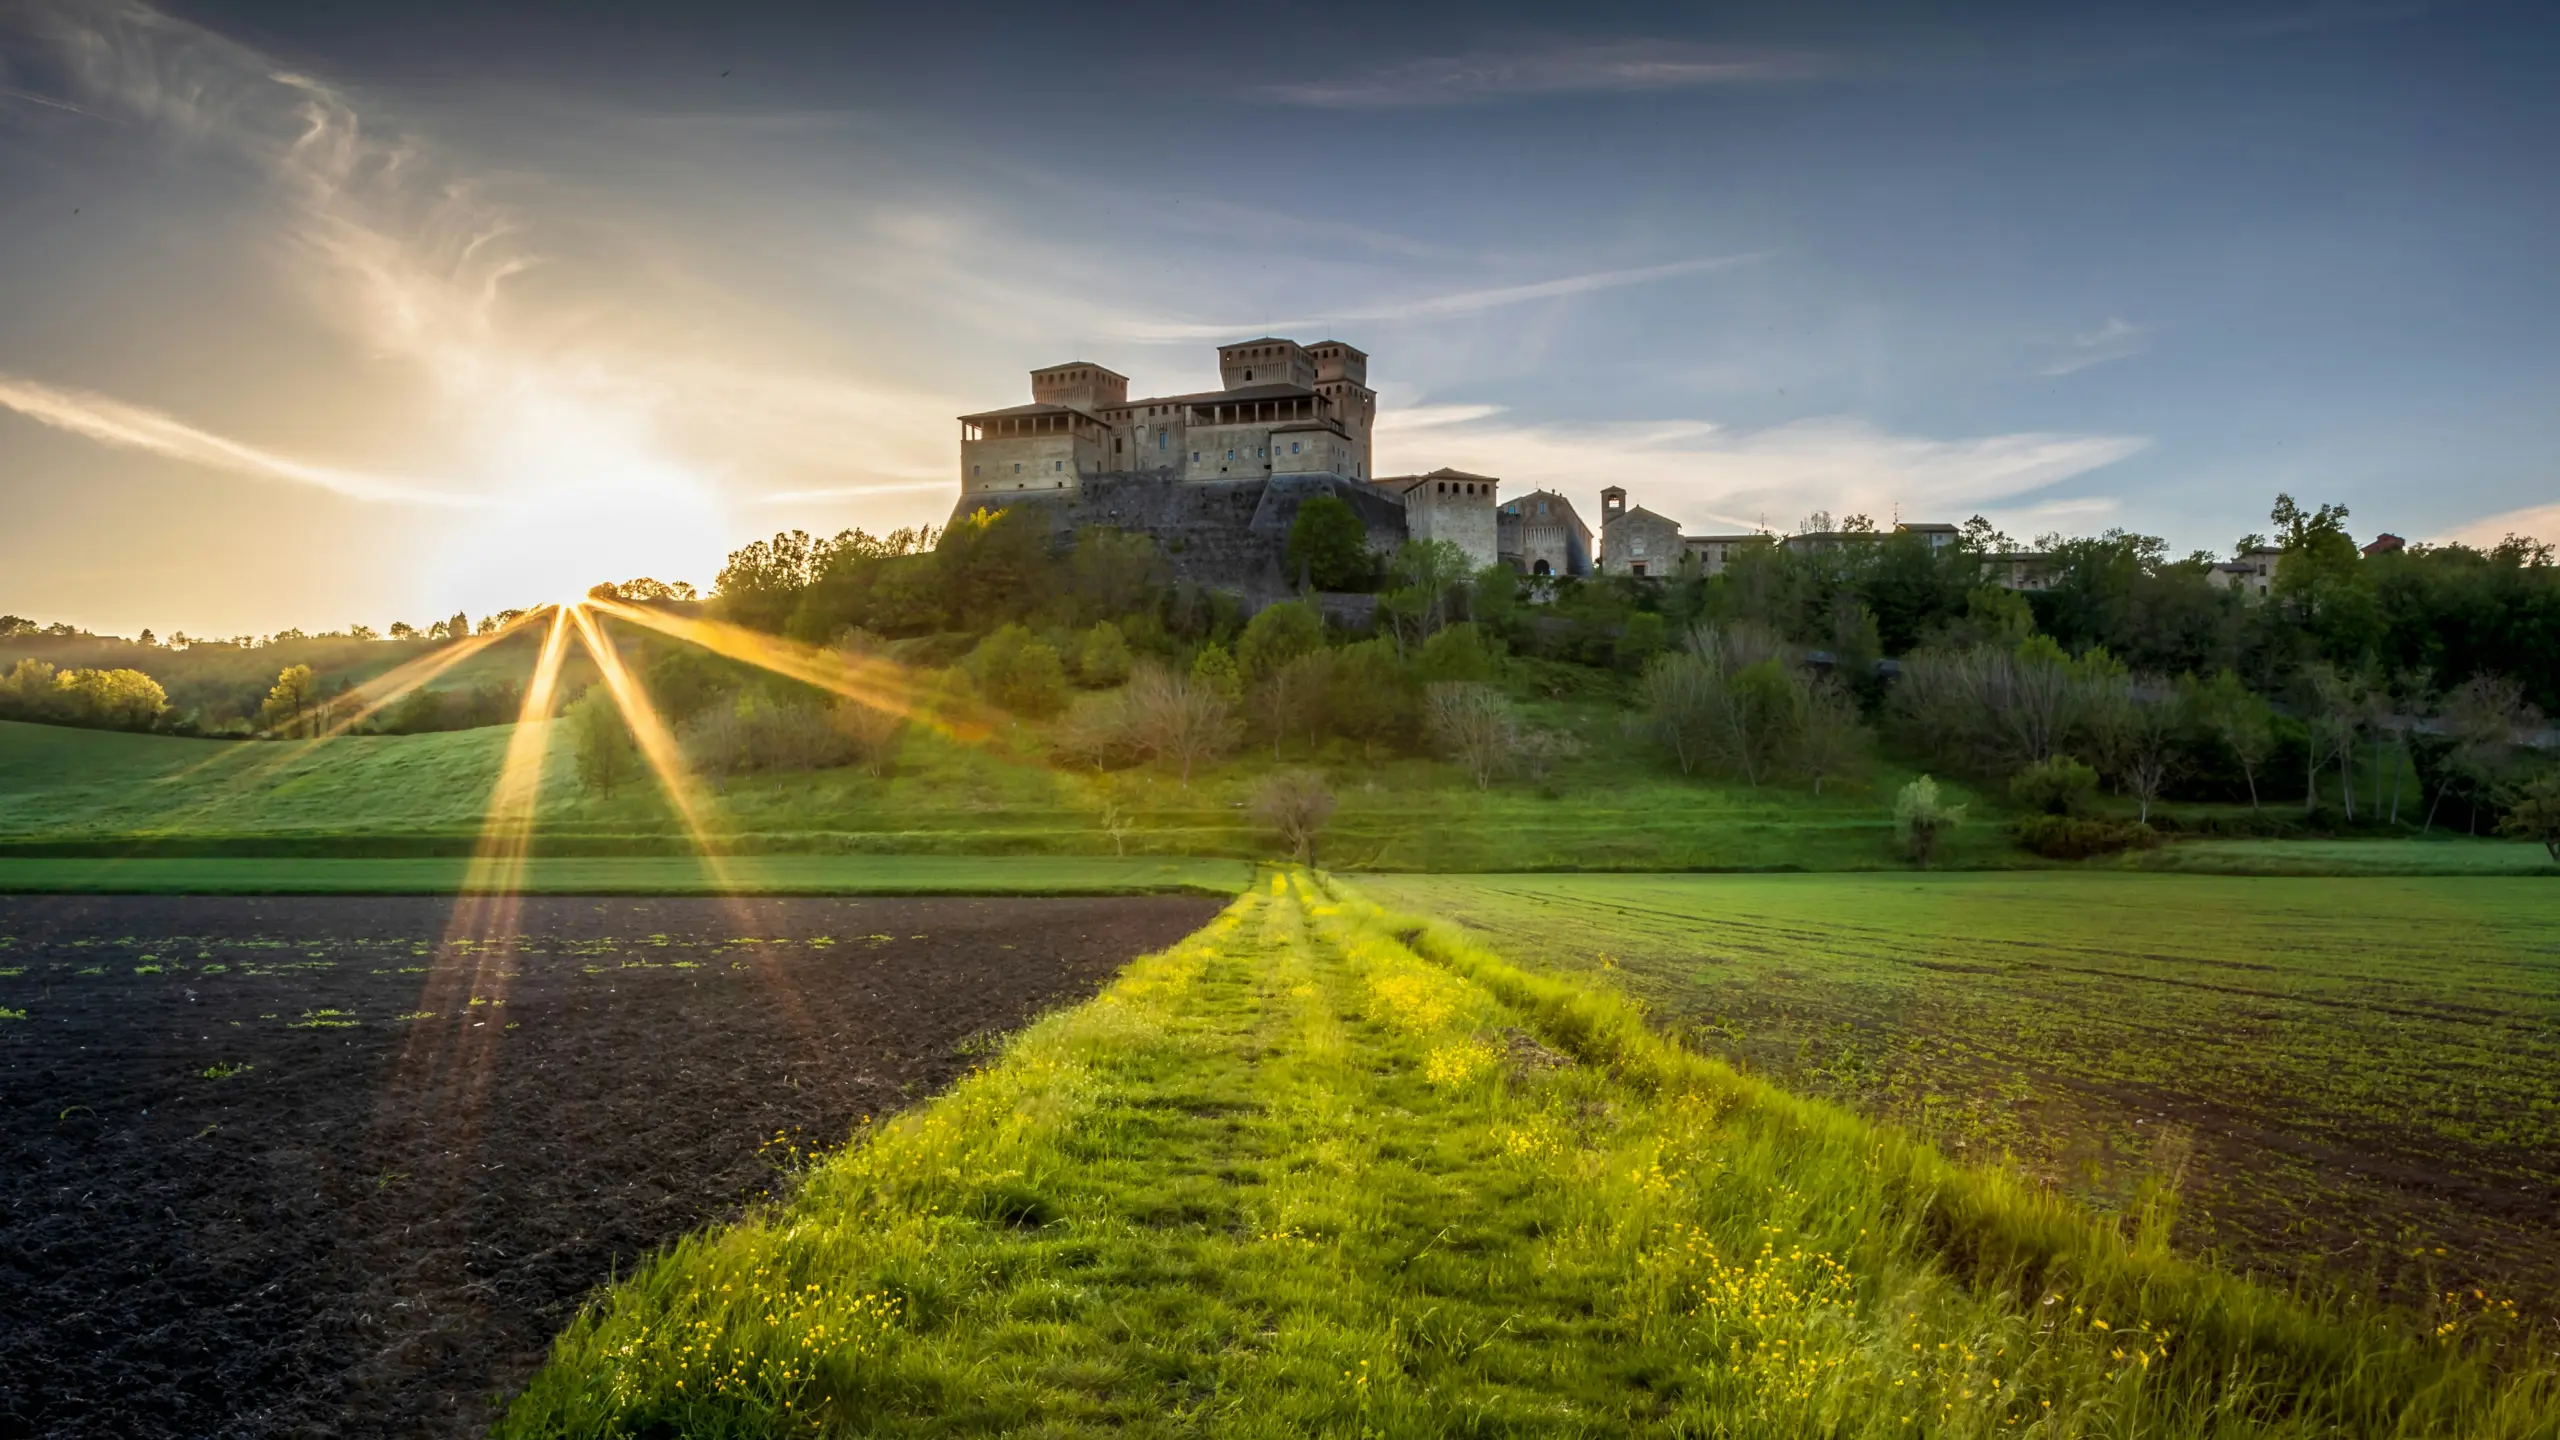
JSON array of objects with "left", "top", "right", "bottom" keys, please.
[
  {"left": 0, "top": 629, "right": 597, "bottom": 732},
  {"left": 0, "top": 718, "right": 574, "bottom": 841}
]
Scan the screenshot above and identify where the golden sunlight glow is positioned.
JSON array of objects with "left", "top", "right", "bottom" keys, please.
[
  {"left": 460, "top": 604, "right": 575, "bottom": 896},
  {"left": 567, "top": 603, "right": 737, "bottom": 890},
  {"left": 432, "top": 398, "right": 731, "bottom": 618}
]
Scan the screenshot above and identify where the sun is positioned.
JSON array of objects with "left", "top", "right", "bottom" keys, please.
[{"left": 428, "top": 396, "right": 732, "bottom": 613}]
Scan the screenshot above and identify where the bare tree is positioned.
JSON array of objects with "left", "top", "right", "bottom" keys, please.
[
  {"left": 1124, "top": 665, "right": 1238, "bottom": 787},
  {"left": 1425, "top": 681, "right": 1518, "bottom": 789},
  {"left": 2112, "top": 686, "right": 2185, "bottom": 824},
  {"left": 1637, "top": 651, "right": 1718, "bottom": 776},
  {"left": 1251, "top": 769, "right": 1337, "bottom": 863},
  {"left": 1789, "top": 677, "right": 1869, "bottom": 796},
  {"left": 2432, "top": 673, "right": 2540, "bottom": 833}
]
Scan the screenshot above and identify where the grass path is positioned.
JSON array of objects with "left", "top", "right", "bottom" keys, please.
[{"left": 499, "top": 872, "right": 2556, "bottom": 1437}]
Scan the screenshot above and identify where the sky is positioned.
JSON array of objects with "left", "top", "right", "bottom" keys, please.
[{"left": 1, "top": 0, "right": 2555, "bottom": 637}]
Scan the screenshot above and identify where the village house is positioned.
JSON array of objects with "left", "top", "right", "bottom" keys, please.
[
  {"left": 1596, "top": 487, "right": 1687, "bottom": 577},
  {"left": 1370, "top": 468, "right": 1501, "bottom": 570},
  {"left": 1498, "top": 490, "right": 1595, "bottom": 577},
  {"left": 2208, "top": 546, "right": 2285, "bottom": 599}
]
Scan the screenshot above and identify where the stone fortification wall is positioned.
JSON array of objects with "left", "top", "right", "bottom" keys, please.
[{"left": 944, "top": 469, "right": 1408, "bottom": 598}]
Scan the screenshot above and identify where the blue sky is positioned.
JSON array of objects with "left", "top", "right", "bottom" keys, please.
[{"left": 2, "top": 0, "right": 2554, "bottom": 634}]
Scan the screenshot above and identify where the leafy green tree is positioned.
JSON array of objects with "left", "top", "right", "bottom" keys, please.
[
  {"left": 258, "top": 664, "right": 319, "bottom": 738},
  {"left": 967, "top": 624, "right": 1069, "bottom": 717},
  {"left": 569, "top": 686, "right": 639, "bottom": 797},
  {"left": 2195, "top": 669, "right": 2278, "bottom": 811},
  {"left": 1895, "top": 775, "right": 1966, "bottom": 868},
  {"left": 1189, "top": 643, "right": 1243, "bottom": 707},
  {"left": 1325, "top": 640, "right": 1412, "bottom": 759},
  {"left": 1235, "top": 601, "right": 1325, "bottom": 684},
  {"left": 1066, "top": 527, "right": 1166, "bottom": 623},
  {"left": 1615, "top": 612, "right": 1669, "bottom": 671},
  {"left": 0, "top": 659, "right": 60, "bottom": 721},
  {"left": 51, "top": 668, "right": 168, "bottom": 730},
  {"left": 937, "top": 508, "right": 1053, "bottom": 631},
  {"left": 2497, "top": 769, "right": 2560, "bottom": 861},
  {"left": 1285, "top": 495, "right": 1372, "bottom": 591},
  {"left": 1076, "top": 622, "right": 1133, "bottom": 687}
]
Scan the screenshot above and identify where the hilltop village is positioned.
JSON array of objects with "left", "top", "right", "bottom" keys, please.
[{"left": 950, "top": 336, "right": 2322, "bottom": 599}]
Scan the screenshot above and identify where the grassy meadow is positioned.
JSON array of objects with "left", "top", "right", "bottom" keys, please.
[
  {"left": 1357, "top": 872, "right": 2560, "bottom": 1316},
  {"left": 6, "top": 716, "right": 2546, "bottom": 876},
  {"left": 498, "top": 871, "right": 2558, "bottom": 1437}
]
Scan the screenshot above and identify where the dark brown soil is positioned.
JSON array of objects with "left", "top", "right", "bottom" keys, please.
[{"left": 0, "top": 893, "right": 1220, "bottom": 1439}]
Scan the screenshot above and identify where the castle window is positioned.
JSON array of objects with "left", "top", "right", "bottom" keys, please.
[
  {"left": 1014, "top": 463, "right": 1021, "bottom": 474},
  {"left": 972, "top": 465, "right": 980, "bottom": 476},
  {"left": 1291, "top": 441, "right": 1300, "bottom": 454},
  {"left": 1055, "top": 460, "right": 1063, "bottom": 471},
  {"left": 1192, "top": 451, "right": 1200, "bottom": 462},
  {"left": 1227, "top": 449, "right": 1236, "bottom": 460},
  {"left": 1244, "top": 369, "right": 1253, "bottom": 381}
]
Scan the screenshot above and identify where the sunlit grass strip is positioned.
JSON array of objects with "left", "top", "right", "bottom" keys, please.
[{"left": 500, "top": 870, "right": 2560, "bottom": 1438}]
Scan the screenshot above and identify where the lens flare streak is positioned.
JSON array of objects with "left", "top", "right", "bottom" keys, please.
[
  {"left": 581, "top": 595, "right": 992, "bottom": 744},
  {"left": 568, "top": 604, "right": 736, "bottom": 890}
]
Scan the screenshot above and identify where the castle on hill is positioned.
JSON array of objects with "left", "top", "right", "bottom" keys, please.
[
  {"left": 947, "top": 337, "right": 1973, "bottom": 593},
  {"left": 950, "top": 337, "right": 1503, "bottom": 591}
]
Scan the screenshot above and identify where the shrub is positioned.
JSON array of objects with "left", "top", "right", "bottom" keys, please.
[
  {"left": 2010, "top": 755, "right": 2100, "bottom": 816},
  {"left": 1075, "top": 622, "right": 1132, "bottom": 687},
  {"left": 1250, "top": 769, "right": 1337, "bottom": 863},
  {"left": 1614, "top": 612, "right": 1668, "bottom": 670},
  {"left": 1894, "top": 775, "right": 1966, "bottom": 869},
  {"left": 1413, "top": 622, "right": 1499, "bottom": 685},
  {"left": 967, "top": 624, "right": 1068, "bottom": 717},
  {"left": 1235, "top": 601, "right": 1324, "bottom": 684},
  {"left": 2014, "top": 814, "right": 2163, "bottom": 860},
  {"left": 568, "top": 686, "right": 639, "bottom": 797},
  {"left": 826, "top": 698, "right": 906, "bottom": 778},
  {"left": 681, "top": 694, "right": 852, "bottom": 777}
]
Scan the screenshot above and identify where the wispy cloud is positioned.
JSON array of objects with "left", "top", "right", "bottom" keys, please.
[
  {"left": 2036, "top": 316, "right": 2150, "bottom": 376},
  {"left": 1262, "top": 41, "right": 1820, "bottom": 109},
  {"left": 0, "top": 374, "right": 479, "bottom": 506},
  {"left": 1374, "top": 406, "right": 2146, "bottom": 532},
  {"left": 1122, "top": 255, "right": 1761, "bottom": 341}
]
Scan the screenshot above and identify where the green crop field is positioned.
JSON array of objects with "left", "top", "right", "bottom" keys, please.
[
  {"left": 496, "top": 873, "right": 2557, "bottom": 1437},
  {"left": 1357, "top": 871, "right": 2560, "bottom": 1319}
]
